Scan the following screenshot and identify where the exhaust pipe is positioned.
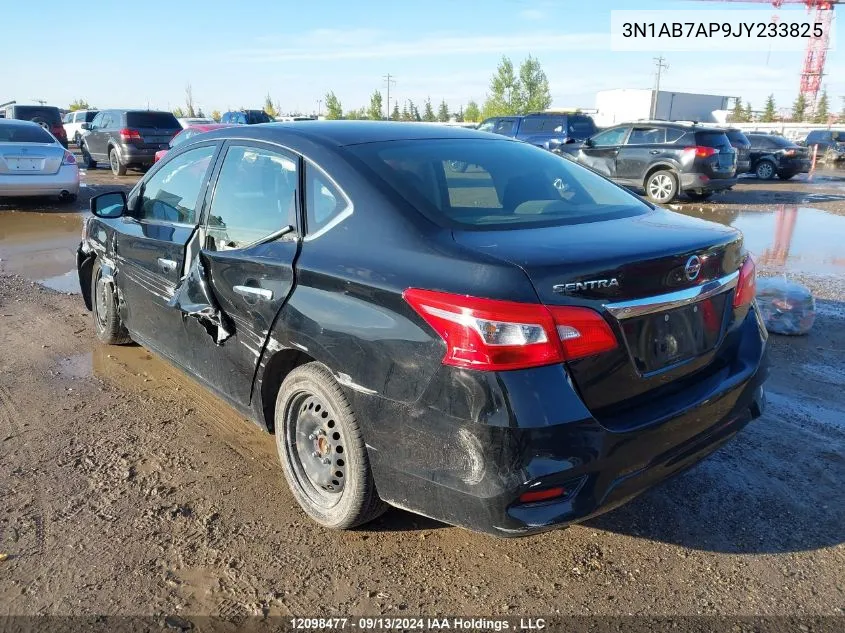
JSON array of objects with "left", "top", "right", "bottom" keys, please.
[{"left": 58, "top": 190, "right": 72, "bottom": 202}]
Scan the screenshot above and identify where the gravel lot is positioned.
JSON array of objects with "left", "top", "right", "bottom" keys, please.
[{"left": 0, "top": 158, "right": 843, "bottom": 624}]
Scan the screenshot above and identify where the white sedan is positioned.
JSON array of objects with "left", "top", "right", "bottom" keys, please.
[{"left": 0, "top": 118, "right": 80, "bottom": 202}]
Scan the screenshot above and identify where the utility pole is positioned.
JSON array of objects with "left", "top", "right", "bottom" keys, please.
[
  {"left": 33, "top": 98, "right": 47, "bottom": 106},
  {"left": 317, "top": 99, "right": 323, "bottom": 117},
  {"left": 649, "top": 56, "right": 669, "bottom": 119},
  {"left": 383, "top": 74, "right": 396, "bottom": 120}
]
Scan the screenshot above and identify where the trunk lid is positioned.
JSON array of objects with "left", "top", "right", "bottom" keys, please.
[
  {"left": 0, "top": 143, "right": 64, "bottom": 175},
  {"left": 452, "top": 208, "right": 745, "bottom": 421},
  {"left": 125, "top": 112, "right": 181, "bottom": 149}
]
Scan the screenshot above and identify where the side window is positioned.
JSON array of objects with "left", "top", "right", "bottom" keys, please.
[
  {"left": 205, "top": 145, "right": 298, "bottom": 251},
  {"left": 171, "top": 129, "right": 194, "bottom": 148},
  {"left": 100, "top": 113, "right": 112, "bottom": 130},
  {"left": 63, "top": 113, "right": 72, "bottom": 124},
  {"left": 590, "top": 127, "right": 628, "bottom": 146},
  {"left": 137, "top": 145, "right": 216, "bottom": 224},
  {"left": 519, "top": 118, "right": 545, "bottom": 134},
  {"left": 90, "top": 112, "right": 104, "bottom": 129},
  {"left": 305, "top": 163, "right": 350, "bottom": 235},
  {"left": 494, "top": 119, "right": 516, "bottom": 135},
  {"left": 665, "top": 128, "right": 686, "bottom": 143},
  {"left": 477, "top": 120, "right": 496, "bottom": 133},
  {"left": 627, "top": 127, "right": 665, "bottom": 144}
]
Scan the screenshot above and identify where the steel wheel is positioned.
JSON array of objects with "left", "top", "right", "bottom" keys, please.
[
  {"left": 94, "top": 272, "right": 109, "bottom": 330},
  {"left": 647, "top": 172, "right": 676, "bottom": 203},
  {"left": 109, "top": 150, "right": 120, "bottom": 175},
  {"left": 285, "top": 390, "right": 348, "bottom": 509}
]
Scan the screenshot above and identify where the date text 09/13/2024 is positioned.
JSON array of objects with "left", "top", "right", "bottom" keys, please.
[{"left": 289, "top": 618, "right": 548, "bottom": 631}]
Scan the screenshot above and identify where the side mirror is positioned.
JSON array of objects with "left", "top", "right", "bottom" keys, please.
[
  {"left": 80, "top": 123, "right": 91, "bottom": 131},
  {"left": 583, "top": 137, "right": 594, "bottom": 148},
  {"left": 90, "top": 191, "right": 126, "bottom": 218}
]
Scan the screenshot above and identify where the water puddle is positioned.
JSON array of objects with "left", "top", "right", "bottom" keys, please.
[
  {"left": 673, "top": 205, "right": 845, "bottom": 276},
  {"left": 56, "top": 352, "right": 94, "bottom": 379},
  {"left": 0, "top": 211, "right": 84, "bottom": 293}
]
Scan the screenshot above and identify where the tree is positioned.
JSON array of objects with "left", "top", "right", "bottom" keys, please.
[
  {"left": 518, "top": 55, "right": 552, "bottom": 113},
  {"left": 761, "top": 94, "right": 777, "bottom": 122},
  {"left": 69, "top": 99, "right": 90, "bottom": 111},
  {"left": 367, "top": 90, "right": 384, "bottom": 120},
  {"left": 197, "top": 107, "right": 205, "bottom": 118},
  {"left": 391, "top": 101, "right": 400, "bottom": 121},
  {"left": 744, "top": 101, "right": 753, "bottom": 122},
  {"left": 792, "top": 93, "right": 807, "bottom": 122},
  {"left": 730, "top": 97, "right": 746, "bottom": 123},
  {"left": 814, "top": 89, "right": 829, "bottom": 123},
  {"left": 456, "top": 106, "right": 464, "bottom": 122},
  {"left": 185, "top": 83, "right": 196, "bottom": 118},
  {"left": 482, "top": 56, "right": 522, "bottom": 118},
  {"left": 464, "top": 100, "right": 481, "bottom": 122},
  {"left": 211, "top": 110, "right": 221, "bottom": 122},
  {"left": 324, "top": 91, "right": 343, "bottom": 120},
  {"left": 172, "top": 106, "right": 185, "bottom": 118},
  {"left": 401, "top": 102, "right": 412, "bottom": 122},
  {"left": 345, "top": 107, "right": 366, "bottom": 120},
  {"left": 422, "top": 98, "right": 436, "bottom": 122},
  {"left": 437, "top": 100, "right": 450, "bottom": 123},
  {"left": 264, "top": 93, "right": 277, "bottom": 118}
]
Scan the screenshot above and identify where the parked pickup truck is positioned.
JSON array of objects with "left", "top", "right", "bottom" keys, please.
[{"left": 477, "top": 111, "right": 598, "bottom": 154}]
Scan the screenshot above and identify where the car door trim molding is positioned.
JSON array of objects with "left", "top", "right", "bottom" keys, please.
[{"left": 603, "top": 271, "right": 739, "bottom": 320}]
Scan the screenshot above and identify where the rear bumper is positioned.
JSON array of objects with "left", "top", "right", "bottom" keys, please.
[
  {"left": 0, "top": 165, "right": 80, "bottom": 196},
  {"left": 117, "top": 145, "right": 159, "bottom": 167},
  {"left": 679, "top": 173, "right": 737, "bottom": 192},
  {"left": 779, "top": 159, "right": 811, "bottom": 174},
  {"left": 355, "top": 305, "right": 768, "bottom": 536}
]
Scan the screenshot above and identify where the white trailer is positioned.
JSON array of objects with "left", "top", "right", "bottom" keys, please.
[{"left": 595, "top": 89, "right": 732, "bottom": 127}]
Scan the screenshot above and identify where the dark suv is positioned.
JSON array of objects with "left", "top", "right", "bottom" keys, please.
[
  {"left": 2, "top": 104, "right": 68, "bottom": 148},
  {"left": 575, "top": 122, "right": 737, "bottom": 203},
  {"left": 80, "top": 110, "right": 181, "bottom": 175},
  {"left": 804, "top": 129, "right": 845, "bottom": 161},
  {"left": 220, "top": 109, "right": 274, "bottom": 125},
  {"left": 746, "top": 133, "right": 811, "bottom": 180},
  {"left": 477, "top": 112, "right": 598, "bottom": 153}
]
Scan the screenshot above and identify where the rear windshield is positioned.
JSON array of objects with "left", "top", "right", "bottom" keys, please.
[
  {"left": 725, "top": 129, "right": 750, "bottom": 146},
  {"left": 567, "top": 115, "right": 597, "bottom": 139},
  {"left": 246, "top": 111, "right": 272, "bottom": 124},
  {"left": 0, "top": 123, "right": 55, "bottom": 143},
  {"left": 347, "top": 139, "right": 649, "bottom": 230},
  {"left": 126, "top": 111, "right": 180, "bottom": 129},
  {"left": 695, "top": 131, "right": 732, "bottom": 149},
  {"left": 10, "top": 106, "right": 61, "bottom": 124}
]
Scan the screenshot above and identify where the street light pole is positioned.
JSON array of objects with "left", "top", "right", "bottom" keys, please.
[
  {"left": 317, "top": 99, "right": 323, "bottom": 117},
  {"left": 650, "top": 56, "right": 669, "bottom": 119}
]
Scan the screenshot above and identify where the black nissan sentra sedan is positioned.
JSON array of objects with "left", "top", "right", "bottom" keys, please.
[{"left": 77, "top": 122, "right": 768, "bottom": 536}]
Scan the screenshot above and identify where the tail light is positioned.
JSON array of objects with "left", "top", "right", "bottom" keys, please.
[
  {"left": 782, "top": 149, "right": 796, "bottom": 157},
  {"left": 119, "top": 128, "right": 142, "bottom": 142},
  {"left": 733, "top": 255, "right": 757, "bottom": 308},
  {"left": 519, "top": 487, "right": 566, "bottom": 504},
  {"left": 683, "top": 146, "right": 718, "bottom": 160},
  {"left": 402, "top": 288, "right": 618, "bottom": 371},
  {"left": 51, "top": 125, "right": 66, "bottom": 139},
  {"left": 62, "top": 150, "right": 77, "bottom": 165}
]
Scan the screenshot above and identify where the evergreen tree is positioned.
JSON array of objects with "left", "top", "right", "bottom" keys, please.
[
  {"left": 792, "top": 93, "right": 807, "bottom": 122},
  {"left": 264, "top": 93, "right": 277, "bottom": 118},
  {"left": 423, "top": 98, "right": 436, "bottom": 122},
  {"left": 744, "top": 101, "right": 753, "bottom": 122},
  {"left": 391, "top": 101, "right": 400, "bottom": 121},
  {"left": 761, "top": 94, "right": 776, "bottom": 122},
  {"left": 814, "top": 89, "right": 829, "bottom": 123},
  {"left": 730, "top": 97, "right": 746, "bottom": 123},
  {"left": 437, "top": 100, "right": 450, "bottom": 122}
]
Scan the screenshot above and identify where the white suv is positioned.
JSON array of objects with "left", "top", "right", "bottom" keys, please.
[{"left": 62, "top": 110, "right": 98, "bottom": 146}]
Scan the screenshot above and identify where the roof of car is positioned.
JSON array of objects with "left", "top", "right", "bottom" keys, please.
[{"left": 200, "top": 121, "right": 503, "bottom": 147}]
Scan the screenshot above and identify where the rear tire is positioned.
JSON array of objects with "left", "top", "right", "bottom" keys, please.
[
  {"left": 645, "top": 170, "right": 678, "bottom": 204},
  {"left": 91, "top": 259, "right": 131, "bottom": 345},
  {"left": 80, "top": 142, "right": 97, "bottom": 169},
  {"left": 109, "top": 148, "right": 127, "bottom": 176},
  {"left": 275, "top": 362, "right": 387, "bottom": 530},
  {"left": 755, "top": 160, "right": 776, "bottom": 180}
]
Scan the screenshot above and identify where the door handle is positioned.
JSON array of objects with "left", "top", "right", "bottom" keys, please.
[
  {"left": 157, "top": 258, "right": 177, "bottom": 273},
  {"left": 234, "top": 285, "right": 273, "bottom": 301},
  {"left": 649, "top": 150, "right": 660, "bottom": 155}
]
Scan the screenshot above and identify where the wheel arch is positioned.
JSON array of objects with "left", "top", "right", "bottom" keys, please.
[
  {"left": 258, "top": 348, "right": 316, "bottom": 433},
  {"left": 643, "top": 162, "right": 679, "bottom": 186}
]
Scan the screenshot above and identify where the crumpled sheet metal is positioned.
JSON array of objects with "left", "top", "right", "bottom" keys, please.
[
  {"left": 756, "top": 277, "right": 816, "bottom": 336},
  {"left": 167, "top": 255, "right": 234, "bottom": 345}
]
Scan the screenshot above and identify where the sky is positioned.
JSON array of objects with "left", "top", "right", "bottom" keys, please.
[{"left": 3, "top": 0, "right": 842, "bottom": 116}]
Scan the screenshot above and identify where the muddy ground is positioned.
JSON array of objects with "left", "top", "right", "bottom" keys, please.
[{"left": 0, "top": 160, "right": 844, "bottom": 620}]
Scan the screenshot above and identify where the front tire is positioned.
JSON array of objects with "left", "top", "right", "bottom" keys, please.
[
  {"left": 645, "top": 170, "right": 678, "bottom": 204},
  {"left": 109, "top": 148, "right": 127, "bottom": 176},
  {"left": 80, "top": 142, "right": 97, "bottom": 169},
  {"left": 755, "top": 160, "right": 776, "bottom": 180},
  {"left": 275, "top": 362, "right": 387, "bottom": 530},
  {"left": 91, "top": 259, "right": 131, "bottom": 345}
]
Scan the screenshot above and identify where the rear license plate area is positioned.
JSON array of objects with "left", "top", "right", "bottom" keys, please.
[
  {"left": 620, "top": 294, "right": 728, "bottom": 374},
  {"left": 8, "top": 158, "right": 41, "bottom": 170}
]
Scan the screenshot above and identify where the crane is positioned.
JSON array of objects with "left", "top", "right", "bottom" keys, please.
[{"left": 699, "top": 0, "right": 840, "bottom": 113}]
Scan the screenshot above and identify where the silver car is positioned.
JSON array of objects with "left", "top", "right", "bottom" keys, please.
[{"left": 0, "top": 118, "right": 80, "bottom": 202}]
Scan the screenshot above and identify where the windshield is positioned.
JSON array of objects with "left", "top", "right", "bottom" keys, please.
[{"left": 347, "top": 139, "right": 649, "bottom": 230}]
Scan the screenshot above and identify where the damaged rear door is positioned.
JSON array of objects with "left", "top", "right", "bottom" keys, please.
[
  {"left": 116, "top": 143, "right": 220, "bottom": 352},
  {"left": 175, "top": 141, "right": 301, "bottom": 407}
]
